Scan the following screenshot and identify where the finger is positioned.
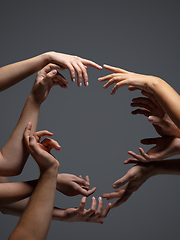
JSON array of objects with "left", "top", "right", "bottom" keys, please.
[
  {"left": 65, "top": 62, "right": 76, "bottom": 82},
  {"left": 103, "top": 76, "right": 124, "bottom": 89},
  {"left": 71, "top": 62, "right": 83, "bottom": 87},
  {"left": 113, "top": 173, "right": 133, "bottom": 189},
  {"left": 128, "top": 86, "right": 141, "bottom": 91},
  {"left": 75, "top": 176, "right": 90, "bottom": 187},
  {"left": 85, "top": 175, "right": 90, "bottom": 185},
  {"left": 98, "top": 73, "right": 115, "bottom": 82},
  {"left": 148, "top": 115, "right": 166, "bottom": 128},
  {"left": 110, "top": 190, "right": 133, "bottom": 208},
  {"left": 132, "top": 97, "right": 156, "bottom": 109},
  {"left": 80, "top": 58, "right": 102, "bottom": 70},
  {"left": 90, "top": 197, "right": 103, "bottom": 221},
  {"left": 124, "top": 158, "right": 139, "bottom": 164},
  {"left": 34, "top": 130, "right": 53, "bottom": 142},
  {"left": 77, "top": 197, "right": 86, "bottom": 212},
  {"left": 111, "top": 81, "right": 128, "bottom": 95},
  {"left": 24, "top": 122, "right": 32, "bottom": 146},
  {"left": 76, "top": 185, "right": 96, "bottom": 197},
  {"left": 102, "top": 191, "right": 121, "bottom": 200},
  {"left": 101, "top": 203, "right": 111, "bottom": 218},
  {"left": 85, "top": 197, "right": 96, "bottom": 218},
  {"left": 127, "top": 151, "right": 147, "bottom": 162},
  {"left": 76, "top": 61, "right": 89, "bottom": 86},
  {"left": 103, "top": 64, "right": 128, "bottom": 73},
  {"left": 141, "top": 137, "right": 159, "bottom": 145},
  {"left": 52, "top": 71, "right": 68, "bottom": 85},
  {"left": 131, "top": 109, "right": 150, "bottom": 117},
  {"left": 41, "top": 138, "right": 61, "bottom": 151}
]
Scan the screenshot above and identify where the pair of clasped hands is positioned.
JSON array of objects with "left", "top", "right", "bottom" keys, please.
[{"left": 23, "top": 52, "right": 180, "bottom": 224}]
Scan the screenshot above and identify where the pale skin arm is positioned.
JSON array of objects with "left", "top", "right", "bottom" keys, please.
[
  {"left": 102, "top": 159, "right": 180, "bottom": 208},
  {"left": 0, "top": 51, "right": 102, "bottom": 91},
  {"left": 0, "top": 64, "right": 65, "bottom": 176},
  {"left": 98, "top": 64, "right": 180, "bottom": 129}
]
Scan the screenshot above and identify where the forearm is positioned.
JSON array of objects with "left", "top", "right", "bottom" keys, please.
[
  {"left": 0, "top": 179, "right": 37, "bottom": 206},
  {"left": 0, "top": 96, "right": 40, "bottom": 176},
  {"left": 0, "top": 53, "right": 49, "bottom": 92},
  {"left": 148, "top": 77, "right": 180, "bottom": 129},
  {"left": 152, "top": 159, "right": 180, "bottom": 176},
  {"left": 9, "top": 169, "right": 58, "bottom": 240}
]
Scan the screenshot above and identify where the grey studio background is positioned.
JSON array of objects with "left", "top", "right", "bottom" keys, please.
[{"left": 0, "top": 0, "right": 180, "bottom": 239}]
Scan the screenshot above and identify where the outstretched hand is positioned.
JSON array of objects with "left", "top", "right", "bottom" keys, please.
[
  {"left": 124, "top": 136, "right": 180, "bottom": 164},
  {"left": 56, "top": 174, "right": 96, "bottom": 197},
  {"left": 102, "top": 163, "right": 153, "bottom": 208},
  {"left": 60, "top": 196, "right": 111, "bottom": 224},
  {"left": 48, "top": 52, "right": 102, "bottom": 87},
  {"left": 98, "top": 64, "right": 153, "bottom": 95}
]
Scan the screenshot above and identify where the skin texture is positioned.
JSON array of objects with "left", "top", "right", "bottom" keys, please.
[
  {"left": 102, "top": 159, "right": 180, "bottom": 209},
  {"left": 98, "top": 64, "right": 180, "bottom": 129}
]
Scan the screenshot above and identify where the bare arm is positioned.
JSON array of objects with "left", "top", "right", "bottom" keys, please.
[
  {"left": 0, "top": 51, "right": 102, "bottom": 91},
  {"left": 98, "top": 64, "right": 180, "bottom": 129}
]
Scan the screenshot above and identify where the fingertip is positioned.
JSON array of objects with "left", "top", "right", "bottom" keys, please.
[{"left": 26, "top": 122, "right": 32, "bottom": 130}]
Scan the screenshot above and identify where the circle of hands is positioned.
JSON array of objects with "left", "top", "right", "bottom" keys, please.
[{"left": 24, "top": 54, "right": 180, "bottom": 224}]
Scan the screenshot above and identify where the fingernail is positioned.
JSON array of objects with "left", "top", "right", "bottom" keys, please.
[
  {"left": 148, "top": 116, "right": 155, "bottom": 121},
  {"left": 99, "top": 65, "right": 102, "bottom": 69},
  {"left": 86, "top": 82, "right": 89, "bottom": 86},
  {"left": 86, "top": 182, "right": 90, "bottom": 186},
  {"left": 98, "top": 77, "right": 102, "bottom": 80},
  {"left": 113, "top": 184, "right": 117, "bottom": 188},
  {"left": 51, "top": 70, "right": 57, "bottom": 75},
  {"left": 79, "top": 82, "right": 82, "bottom": 87},
  {"left": 92, "top": 196, "right": 96, "bottom": 200},
  {"left": 73, "top": 78, "right": 75, "bottom": 82},
  {"left": 99, "top": 197, "right": 102, "bottom": 201},
  {"left": 108, "top": 203, "right": 112, "bottom": 206}
]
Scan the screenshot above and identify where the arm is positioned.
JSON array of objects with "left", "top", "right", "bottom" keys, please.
[
  {"left": 0, "top": 64, "right": 64, "bottom": 176},
  {"left": 9, "top": 123, "right": 60, "bottom": 240},
  {"left": 98, "top": 64, "right": 180, "bottom": 129},
  {"left": 102, "top": 159, "right": 180, "bottom": 208},
  {"left": 0, "top": 51, "right": 102, "bottom": 91}
]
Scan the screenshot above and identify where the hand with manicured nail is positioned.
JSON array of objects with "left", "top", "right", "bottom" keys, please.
[
  {"left": 56, "top": 174, "right": 96, "bottom": 197},
  {"left": 60, "top": 196, "right": 111, "bottom": 224},
  {"left": 102, "top": 163, "right": 154, "bottom": 208}
]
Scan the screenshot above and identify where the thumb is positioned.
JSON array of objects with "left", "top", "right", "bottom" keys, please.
[
  {"left": 24, "top": 122, "right": 32, "bottom": 147},
  {"left": 28, "top": 136, "right": 41, "bottom": 155},
  {"left": 148, "top": 115, "right": 166, "bottom": 128}
]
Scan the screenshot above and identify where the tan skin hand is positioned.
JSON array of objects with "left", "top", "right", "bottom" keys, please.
[
  {"left": 61, "top": 196, "right": 111, "bottom": 224},
  {"left": 47, "top": 52, "right": 102, "bottom": 87},
  {"left": 56, "top": 174, "right": 96, "bottom": 197},
  {"left": 98, "top": 64, "right": 153, "bottom": 95},
  {"left": 130, "top": 90, "right": 180, "bottom": 137},
  {"left": 102, "top": 163, "right": 153, "bottom": 208},
  {"left": 124, "top": 136, "right": 180, "bottom": 164}
]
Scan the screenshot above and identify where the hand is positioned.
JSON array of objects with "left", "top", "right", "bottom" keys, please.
[
  {"left": 47, "top": 52, "right": 102, "bottom": 87},
  {"left": 56, "top": 174, "right": 96, "bottom": 197},
  {"left": 24, "top": 122, "right": 60, "bottom": 172},
  {"left": 30, "top": 63, "right": 68, "bottom": 105},
  {"left": 98, "top": 64, "right": 154, "bottom": 95},
  {"left": 124, "top": 136, "right": 180, "bottom": 164},
  {"left": 102, "top": 163, "right": 154, "bottom": 208},
  {"left": 60, "top": 196, "right": 111, "bottom": 224},
  {"left": 130, "top": 90, "right": 180, "bottom": 137}
]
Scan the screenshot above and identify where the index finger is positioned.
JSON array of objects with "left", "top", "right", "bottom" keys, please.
[
  {"left": 80, "top": 58, "right": 102, "bottom": 70},
  {"left": 103, "top": 64, "right": 128, "bottom": 73}
]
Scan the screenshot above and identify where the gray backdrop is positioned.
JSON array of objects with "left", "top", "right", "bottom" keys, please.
[{"left": 0, "top": 0, "right": 180, "bottom": 239}]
